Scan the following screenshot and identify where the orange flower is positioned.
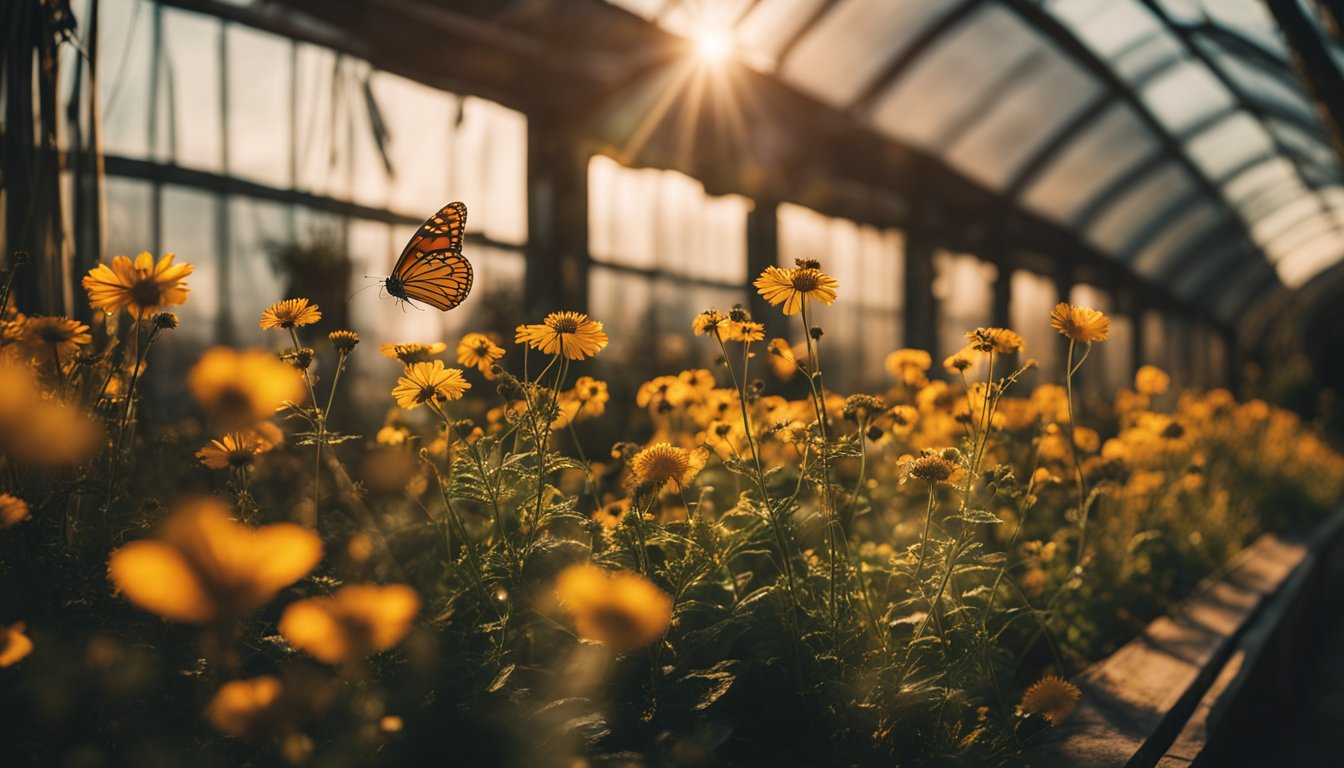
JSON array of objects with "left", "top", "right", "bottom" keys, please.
[
  {"left": 279, "top": 584, "right": 421, "bottom": 664},
  {"left": 260, "top": 298, "right": 322, "bottom": 330},
  {"left": 0, "top": 493, "right": 32, "bottom": 529},
  {"left": 206, "top": 676, "right": 283, "bottom": 737},
  {"left": 187, "top": 347, "right": 307, "bottom": 428},
  {"left": 554, "top": 564, "right": 673, "bottom": 651},
  {"left": 515, "top": 311, "right": 608, "bottom": 360},
  {"left": 107, "top": 499, "right": 322, "bottom": 623},
  {"left": 1050, "top": 303, "right": 1110, "bottom": 343},
  {"left": 0, "top": 622, "right": 33, "bottom": 667},
  {"left": 753, "top": 261, "right": 838, "bottom": 315},
  {"left": 82, "top": 252, "right": 193, "bottom": 316}
]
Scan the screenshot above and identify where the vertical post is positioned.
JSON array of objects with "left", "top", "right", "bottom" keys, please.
[
  {"left": 216, "top": 21, "right": 234, "bottom": 344},
  {"left": 903, "top": 220, "right": 938, "bottom": 359},
  {"left": 526, "top": 125, "right": 589, "bottom": 315},
  {"left": 746, "top": 198, "right": 784, "bottom": 338},
  {"left": 991, "top": 260, "right": 1012, "bottom": 331}
]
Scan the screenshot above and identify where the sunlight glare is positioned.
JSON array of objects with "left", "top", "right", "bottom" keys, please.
[{"left": 693, "top": 27, "right": 733, "bottom": 64}]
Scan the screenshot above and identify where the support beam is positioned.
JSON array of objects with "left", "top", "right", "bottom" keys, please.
[
  {"left": 746, "top": 199, "right": 784, "bottom": 340},
  {"left": 525, "top": 128, "right": 589, "bottom": 315},
  {"left": 903, "top": 223, "right": 938, "bottom": 359}
]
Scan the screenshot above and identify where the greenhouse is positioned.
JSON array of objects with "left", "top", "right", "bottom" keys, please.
[{"left": 3, "top": 0, "right": 1344, "bottom": 764}]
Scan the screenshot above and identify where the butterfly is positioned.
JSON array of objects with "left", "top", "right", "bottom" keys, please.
[{"left": 384, "top": 201, "right": 473, "bottom": 311}]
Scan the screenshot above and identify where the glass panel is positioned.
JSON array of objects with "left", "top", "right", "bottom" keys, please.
[
  {"left": 868, "top": 5, "right": 1038, "bottom": 150},
  {"left": 1209, "top": 51, "right": 1314, "bottom": 122},
  {"left": 376, "top": 72, "right": 452, "bottom": 217},
  {"left": 1009, "top": 268, "right": 1060, "bottom": 381},
  {"left": 1070, "top": 284, "right": 1130, "bottom": 393},
  {"left": 1086, "top": 164, "right": 1196, "bottom": 252},
  {"left": 160, "top": 185, "right": 220, "bottom": 343},
  {"left": 1250, "top": 196, "right": 1320, "bottom": 248},
  {"left": 1109, "top": 29, "right": 1184, "bottom": 83},
  {"left": 780, "top": 0, "right": 960, "bottom": 108},
  {"left": 1184, "top": 113, "right": 1275, "bottom": 180},
  {"left": 99, "top": 0, "right": 153, "bottom": 158},
  {"left": 1048, "top": 0, "right": 1160, "bottom": 62},
  {"left": 945, "top": 46, "right": 1102, "bottom": 190},
  {"left": 1138, "top": 58, "right": 1235, "bottom": 134},
  {"left": 933, "top": 251, "right": 995, "bottom": 361},
  {"left": 226, "top": 196, "right": 289, "bottom": 340},
  {"left": 1267, "top": 119, "right": 1338, "bottom": 170},
  {"left": 348, "top": 62, "right": 392, "bottom": 212},
  {"left": 1275, "top": 230, "right": 1344, "bottom": 288},
  {"left": 1222, "top": 156, "right": 1295, "bottom": 205},
  {"left": 293, "top": 44, "right": 345, "bottom": 200},
  {"left": 1129, "top": 203, "right": 1221, "bottom": 276},
  {"left": 454, "top": 97, "right": 529, "bottom": 246},
  {"left": 588, "top": 155, "right": 747, "bottom": 283},
  {"left": 1021, "top": 105, "right": 1159, "bottom": 222},
  {"left": 1201, "top": 0, "right": 1289, "bottom": 58},
  {"left": 161, "top": 10, "right": 223, "bottom": 171},
  {"left": 1264, "top": 213, "right": 1335, "bottom": 261},
  {"left": 735, "top": 0, "right": 829, "bottom": 71},
  {"left": 226, "top": 26, "right": 291, "bottom": 187},
  {"left": 104, "top": 177, "right": 154, "bottom": 258}
]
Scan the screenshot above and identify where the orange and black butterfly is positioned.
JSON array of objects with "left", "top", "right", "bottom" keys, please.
[{"left": 384, "top": 201, "right": 473, "bottom": 311}]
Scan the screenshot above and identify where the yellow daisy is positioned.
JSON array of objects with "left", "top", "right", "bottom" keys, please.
[
  {"left": 753, "top": 260, "right": 839, "bottom": 315},
  {"left": 966, "top": 327, "right": 1025, "bottom": 355},
  {"left": 379, "top": 342, "right": 447, "bottom": 365},
  {"left": 22, "top": 316, "right": 91, "bottom": 359},
  {"left": 392, "top": 360, "right": 470, "bottom": 410},
  {"left": 630, "top": 442, "right": 707, "bottom": 491},
  {"left": 1020, "top": 675, "right": 1081, "bottom": 724},
  {"left": 82, "top": 251, "right": 193, "bottom": 316},
  {"left": 196, "top": 431, "right": 274, "bottom": 470},
  {"left": 328, "top": 330, "right": 360, "bottom": 352},
  {"left": 515, "top": 311, "right": 608, "bottom": 360},
  {"left": 1050, "top": 303, "right": 1110, "bottom": 343},
  {"left": 572, "top": 375, "right": 610, "bottom": 420},
  {"left": 456, "top": 332, "right": 505, "bottom": 377},
  {"left": 259, "top": 298, "right": 322, "bottom": 330}
]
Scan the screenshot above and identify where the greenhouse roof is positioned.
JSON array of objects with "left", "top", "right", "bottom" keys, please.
[{"left": 604, "top": 0, "right": 1344, "bottom": 318}]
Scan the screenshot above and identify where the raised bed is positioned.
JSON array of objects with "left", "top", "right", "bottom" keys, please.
[{"left": 1026, "top": 508, "right": 1344, "bottom": 767}]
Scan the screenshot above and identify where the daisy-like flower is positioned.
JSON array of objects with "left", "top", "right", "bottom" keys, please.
[
  {"left": 83, "top": 252, "right": 193, "bottom": 316},
  {"left": 259, "top": 298, "right": 321, "bottom": 330},
  {"left": 0, "top": 622, "right": 33, "bottom": 668},
  {"left": 187, "top": 348, "right": 307, "bottom": 428},
  {"left": 886, "top": 348, "right": 932, "bottom": 385},
  {"left": 456, "top": 332, "right": 505, "bottom": 377},
  {"left": 554, "top": 564, "right": 673, "bottom": 652},
  {"left": 379, "top": 341, "right": 447, "bottom": 365},
  {"left": 196, "top": 431, "right": 274, "bottom": 470},
  {"left": 753, "top": 260, "right": 839, "bottom": 315},
  {"left": 392, "top": 360, "right": 470, "bottom": 410},
  {"left": 630, "top": 442, "right": 708, "bottom": 491},
  {"left": 22, "top": 316, "right": 92, "bottom": 359},
  {"left": 107, "top": 498, "right": 322, "bottom": 623},
  {"left": 0, "top": 493, "right": 31, "bottom": 529},
  {"left": 1135, "top": 365, "right": 1170, "bottom": 396},
  {"left": 572, "top": 375, "right": 610, "bottom": 420},
  {"left": 908, "top": 454, "right": 956, "bottom": 482},
  {"left": 1050, "top": 303, "right": 1110, "bottom": 343},
  {"left": 944, "top": 346, "right": 977, "bottom": 374},
  {"left": 328, "top": 330, "right": 360, "bottom": 352},
  {"left": 966, "top": 327, "right": 1025, "bottom": 355},
  {"left": 1020, "top": 675, "right": 1081, "bottom": 724},
  {"left": 515, "top": 311, "right": 608, "bottom": 360},
  {"left": 692, "top": 309, "right": 726, "bottom": 337},
  {"left": 279, "top": 583, "right": 421, "bottom": 665}
]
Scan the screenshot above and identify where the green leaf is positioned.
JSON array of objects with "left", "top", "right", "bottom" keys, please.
[{"left": 953, "top": 508, "right": 1004, "bottom": 524}]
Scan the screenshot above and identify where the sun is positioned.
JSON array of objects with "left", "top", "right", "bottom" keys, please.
[{"left": 692, "top": 27, "right": 733, "bottom": 64}]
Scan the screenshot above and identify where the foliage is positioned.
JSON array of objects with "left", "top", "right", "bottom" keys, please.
[{"left": 1, "top": 252, "right": 1341, "bottom": 767}]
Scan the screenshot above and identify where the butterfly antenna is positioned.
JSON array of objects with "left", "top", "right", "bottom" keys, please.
[{"left": 346, "top": 280, "right": 383, "bottom": 303}]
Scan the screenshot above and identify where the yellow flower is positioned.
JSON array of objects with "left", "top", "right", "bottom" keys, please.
[
  {"left": 554, "top": 564, "right": 673, "bottom": 651},
  {"left": 279, "top": 584, "right": 421, "bottom": 665},
  {"left": 328, "top": 330, "right": 359, "bottom": 352},
  {"left": 886, "top": 348, "right": 932, "bottom": 385},
  {"left": 392, "top": 360, "right": 470, "bottom": 410},
  {"left": 206, "top": 676, "right": 283, "bottom": 738},
  {"left": 1135, "top": 365, "right": 1170, "bottom": 396},
  {"left": 188, "top": 348, "right": 307, "bottom": 428},
  {"left": 1, "top": 398, "right": 102, "bottom": 467},
  {"left": 515, "top": 311, "right": 608, "bottom": 360},
  {"left": 377, "top": 425, "right": 410, "bottom": 446},
  {"left": 944, "top": 346, "right": 977, "bottom": 374},
  {"left": 1050, "top": 303, "right": 1110, "bottom": 343},
  {"left": 1020, "top": 675, "right": 1081, "bottom": 724},
  {"left": 196, "top": 431, "right": 274, "bottom": 470},
  {"left": 572, "top": 376, "right": 610, "bottom": 420},
  {"left": 22, "top": 316, "right": 91, "bottom": 359},
  {"left": 631, "top": 442, "right": 707, "bottom": 491},
  {"left": 456, "top": 332, "right": 505, "bottom": 377},
  {"left": 908, "top": 454, "right": 956, "bottom": 482},
  {"left": 753, "top": 261, "right": 839, "bottom": 315},
  {"left": 966, "top": 327, "right": 1025, "bottom": 355},
  {"left": 259, "top": 298, "right": 321, "bottom": 330},
  {"left": 0, "top": 622, "right": 34, "bottom": 667},
  {"left": 0, "top": 493, "right": 31, "bottom": 529},
  {"left": 83, "top": 251, "right": 193, "bottom": 316},
  {"left": 767, "top": 338, "right": 800, "bottom": 380},
  {"left": 107, "top": 498, "right": 322, "bottom": 623},
  {"left": 691, "top": 309, "right": 726, "bottom": 337},
  {"left": 379, "top": 341, "right": 447, "bottom": 365}
]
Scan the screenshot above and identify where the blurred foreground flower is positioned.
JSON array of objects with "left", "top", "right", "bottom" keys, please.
[
  {"left": 279, "top": 584, "right": 421, "bottom": 664},
  {"left": 188, "top": 347, "right": 307, "bottom": 427},
  {"left": 108, "top": 499, "right": 322, "bottom": 623},
  {"left": 1019, "top": 675, "right": 1081, "bottom": 724},
  {"left": 207, "top": 676, "right": 283, "bottom": 738},
  {"left": 515, "top": 311, "right": 608, "bottom": 360},
  {"left": 1135, "top": 365, "right": 1170, "bottom": 396},
  {"left": 0, "top": 622, "right": 33, "bottom": 667},
  {"left": 554, "top": 564, "right": 672, "bottom": 651},
  {"left": 0, "top": 362, "right": 102, "bottom": 465},
  {"left": 0, "top": 493, "right": 31, "bottom": 528},
  {"left": 82, "top": 251, "right": 193, "bottom": 316}
]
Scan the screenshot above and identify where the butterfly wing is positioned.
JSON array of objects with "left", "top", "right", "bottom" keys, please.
[
  {"left": 389, "top": 202, "right": 472, "bottom": 311},
  {"left": 398, "top": 251, "right": 473, "bottom": 311}
]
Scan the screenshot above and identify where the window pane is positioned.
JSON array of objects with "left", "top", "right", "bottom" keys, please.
[
  {"left": 1086, "top": 164, "right": 1196, "bottom": 252},
  {"left": 933, "top": 251, "right": 995, "bottom": 361},
  {"left": 104, "top": 177, "right": 154, "bottom": 258},
  {"left": 226, "top": 26, "right": 291, "bottom": 187},
  {"left": 99, "top": 0, "right": 153, "bottom": 158},
  {"left": 1010, "top": 269, "right": 1060, "bottom": 381},
  {"left": 1022, "top": 105, "right": 1159, "bottom": 222},
  {"left": 1129, "top": 203, "right": 1221, "bottom": 277},
  {"left": 161, "top": 185, "right": 220, "bottom": 342},
  {"left": 1138, "top": 58, "right": 1235, "bottom": 134},
  {"left": 1184, "top": 113, "right": 1274, "bottom": 180},
  {"left": 161, "top": 10, "right": 222, "bottom": 171}
]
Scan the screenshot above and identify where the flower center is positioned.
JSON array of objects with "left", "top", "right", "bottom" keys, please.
[
  {"left": 130, "top": 278, "right": 162, "bottom": 308},
  {"left": 226, "top": 449, "right": 255, "bottom": 468},
  {"left": 790, "top": 270, "right": 820, "bottom": 292},
  {"left": 552, "top": 317, "right": 580, "bottom": 334},
  {"left": 36, "top": 325, "right": 70, "bottom": 344},
  {"left": 416, "top": 385, "right": 438, "bottom": 404},
  {"left": 645, "top": 453, "right": 684, "bottom": 483}
]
